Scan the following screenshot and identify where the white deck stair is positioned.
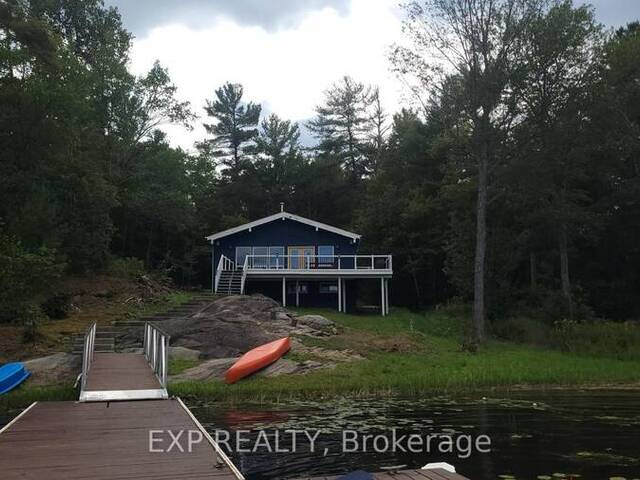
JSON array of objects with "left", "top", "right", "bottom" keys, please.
[{"left": 215, "top": 269, "right": 243, "bottom": 295}]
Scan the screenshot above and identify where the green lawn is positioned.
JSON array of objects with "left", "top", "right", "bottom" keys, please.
[{"left": 169, "top": 307, "right": 640, "bottom": 403}]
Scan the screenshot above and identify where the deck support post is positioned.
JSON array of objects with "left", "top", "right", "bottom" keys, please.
[
  {"left": 385, "top": 278, "right": 389, "bottom": 315},
  {"left": 337, "top": 277, "right": 342, "bottom": 312},
  {"left": 282, "top": 276, "right": 286, "bottom": 307},
  {"left": 342, "top": 279, "right": 347, "bottom": 313},
  {"left": 210, "top": 244, "right": 215, "bottom": 294},
  {"left": 295, "top": 280, "right": 299, "bottom": 307},
  {"left": 380, "top": 277, "right": 386, "bottom": 316}
]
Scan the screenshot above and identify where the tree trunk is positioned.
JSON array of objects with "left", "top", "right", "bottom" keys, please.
[
  {"left": 145, "top": 227, "right": 154, "bottom": 269},
  {"left": 529, "top": 252, "right": 537, "bottom": 291},
  {"left": 472, "top": 136, "right": 488, "bottom": 345},
  {"left": 407, "top": 255, "right": 422, "bottom": 309},
  {"left": 558, "top": 224, "right": 574, "bottom": 319}
]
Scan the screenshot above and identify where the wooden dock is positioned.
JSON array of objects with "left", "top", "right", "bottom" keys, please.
[
  {"left": 0, "top": 400, "right": 240, "bottom": 480},
  {"left": 0, "top": 320, "right": 469, "bottom": 480},
  {"left": 303, "top": 469, "right": 467, "bottom": 479}
]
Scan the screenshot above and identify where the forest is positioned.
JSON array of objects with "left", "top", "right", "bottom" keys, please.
[{"left": 1, "top": 0, "right": 639, "bottom": 344}]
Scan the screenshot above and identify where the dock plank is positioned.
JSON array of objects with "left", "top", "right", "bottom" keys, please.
[
  {"left": 302, "top": 468, "right": 468, "bottom": 480},
  {"left": 84, "top": 353, "right": 161, "bottom": 391},
  {"left": 0, "top": 400, "right": 239, "bottom": 480}
]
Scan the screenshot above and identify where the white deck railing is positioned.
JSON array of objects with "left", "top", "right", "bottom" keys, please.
[
  {"left": 143, "top": 322, "right": 170, "bottom": 388},
  {"left": 80, "top": 322, "right": 97, "bottom": 392},
  {"left": 243, "top": 254, "right": 392, "bottom": 271}
]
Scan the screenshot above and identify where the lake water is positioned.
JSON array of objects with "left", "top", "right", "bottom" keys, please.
[{"left": 190, "top": 391, "right": 640, "bottom": 480}]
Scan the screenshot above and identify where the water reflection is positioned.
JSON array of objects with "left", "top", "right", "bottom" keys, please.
[{"left": 192, "top": 391, "right": 640, "bottom": 480}]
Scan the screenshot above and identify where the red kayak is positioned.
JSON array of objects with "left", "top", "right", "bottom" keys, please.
[{"left": 225, "top": 337, "right": 291, "bottom": 384}]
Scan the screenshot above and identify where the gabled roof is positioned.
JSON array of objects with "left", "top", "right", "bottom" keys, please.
[{"left": 205, "top": 211, "right": 361, "bottom": 242}]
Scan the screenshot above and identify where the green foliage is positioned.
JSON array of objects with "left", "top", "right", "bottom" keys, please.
[
  {"left": 107, "top": 257, "right": 146, "bottom": 279},
  {"left": 0, "top": 236, "right": 63, "bottom": 323},
  {"left": 1, "top": 0, "right": 640, "bottom": 324},
  {"left": 40, "top": 293, "right": 72, "bottom": 319},
  {"left": 21, "top": 303, "right": 46, "bottom": 342}
]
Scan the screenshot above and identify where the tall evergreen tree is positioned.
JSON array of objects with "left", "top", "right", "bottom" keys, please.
[
  {"left": 201, "top": 82, "right": 261, "bottom": 179},
  {"left": 308, "top": 76, "right": 375, "bottom": 180}
]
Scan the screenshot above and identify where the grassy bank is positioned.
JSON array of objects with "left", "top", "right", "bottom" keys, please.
[
  {"left": 4, "top": 306, "right": 640, "bottom": 410},
  {"left": 170, "top": 307, "right": 640, "bottom": 403}
]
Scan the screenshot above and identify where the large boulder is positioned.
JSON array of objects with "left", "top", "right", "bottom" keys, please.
[
  {"left": 296, "top": 314, "right": 335, "bottom": 329},
  {"left": 170, "top": 358, "right": 236, "bottom": 382},
  {"left": 159, "top": 294, "right": 334, "bottom": 358},
  {"left": 23, "top": 353, "right": 80, "bottom": 386},
  {"left": 170, "top": 357, "right": 334, "bottom": 382},
  {"left": 169, "top": 346, "right": 201, "bottom": 361}
]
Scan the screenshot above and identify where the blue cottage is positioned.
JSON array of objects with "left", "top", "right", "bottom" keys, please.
[{"left": 206, "top": 206, "right": 392, "bottom": 315}]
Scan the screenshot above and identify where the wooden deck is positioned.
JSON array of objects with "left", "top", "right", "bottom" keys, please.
[
  {"left": 302, "top": 468, "right": 468, "bottom": 479},
  {"left": 80, "top": 352, "right": 168, "bottom": 401},
  {"left": 0, "top": 400, "right": 240, "bottom": 480}
]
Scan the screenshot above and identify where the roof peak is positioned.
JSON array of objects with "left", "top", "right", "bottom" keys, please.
[{"left": 205, "top": 211, "right": 361, "bottom": 243}]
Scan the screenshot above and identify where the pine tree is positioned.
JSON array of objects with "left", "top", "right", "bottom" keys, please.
[{"left": 202, "top": 82, "right": 261, "bottom": 179}]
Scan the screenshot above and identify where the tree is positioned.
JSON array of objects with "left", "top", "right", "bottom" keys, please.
[
  {"left": 254, "top": 114, "right": 304, "bottom": 211},
  {"left": 120, "top": 61, "right": 195, "bottom": 145},
  {"left": 201, "top": 82, "right": 261, "bottom": 179},
  {"left": 365, "top": 87, "right": 390, "bottom": 173},
  {"left": 395, "top": 0, "right": 550, "bottom": 344},
  {"left": 512, "top": 2, "right": 602, "bottom": 318},
  {"left": 308, "top": 76, "right": 376, "bottom": 180}
]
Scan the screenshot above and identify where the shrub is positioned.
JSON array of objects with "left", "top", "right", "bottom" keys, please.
[
  {"left": 549, "top": 319, "right": 640, "bottom": 361},
  {"left": 107, "top": 257, "right": 146, "bottom": 279},
  {"left": 21, "top": 303, "right": 47, "bottom": 343},
  {"left": 491, "top": 316, "right": 550, "bottom": 345},
  {"left": 0, "top": 235, "right": 64, "bottom": 323},
  {"left": 41, "top": 293, "right": 73, "bottom": 319}
]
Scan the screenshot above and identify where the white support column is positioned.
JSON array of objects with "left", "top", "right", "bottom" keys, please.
[
  {"left": 210, "top": 245, "right": 215, "bottom": 294},
  {"left": 337, "top": 277, "right": 342, "bottom": 312},
  {"left": 282, "top": 277, "right": 286, "bottom": 307},
  {"left": 343, "top": 279, "right": 347, "bottom": 313},
  {"left": 295, "top": 280, "right": 300, "bottom": 307},
  {"left": 380, "top": 277, "right": 386, "bottom": 316},
  {"left": 385, "top": 279, "right": 389, "bottom": 315}
]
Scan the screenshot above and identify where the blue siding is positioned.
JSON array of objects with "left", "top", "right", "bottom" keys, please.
[{"left": 212, "top": 218, "right": 359, "bottom": 271}]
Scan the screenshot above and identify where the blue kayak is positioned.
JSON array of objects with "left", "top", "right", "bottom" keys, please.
[{"left": 0, "top": 363, "right": 31, "bottom": 394}]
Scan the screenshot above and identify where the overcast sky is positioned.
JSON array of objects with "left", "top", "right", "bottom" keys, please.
[{"left": 105, "top": 0, "right": 640, "bottom": 151}]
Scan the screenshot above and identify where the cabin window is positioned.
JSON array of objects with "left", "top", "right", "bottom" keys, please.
[
  {"left": 235, "top": 247, "right": 252, "bottom": 268},
  {"left": 319, "top": 282, "right": 338, "bottom": 294},
  {"left": 252, "top": 246, "right": 269, "bottom": 268},
  {"left": 269, "top": 246, "right": 285, "bottom": 268},
  {"left": 317, "top": 245, "right": 335, "bottom": 267}
]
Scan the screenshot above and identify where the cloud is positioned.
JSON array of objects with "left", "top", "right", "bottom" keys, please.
[
  {"left": 579, "top": 0, "right": 640, "bottom": 27},
  {"left": 127, "top": 0, "right": 404, "bottom": 151},
  {"left": 117, "top": 0, "right": 639, "bottom": 151},
  {"left": 105, "top": 0, "right": 351, "bottom": 35}
]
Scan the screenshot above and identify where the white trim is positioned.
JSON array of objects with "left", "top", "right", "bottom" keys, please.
[
  {"left": 0, "top": 402, "right": 37, "bottom": 435},
  {"left": 205, "top": 211, "right": 361, "bottom": 242},
  {"left": 79, "top": 389, "right": 168, "bottom": 402},
  {"left": 176, "top": 397, "right": 245, "bottom": 480}
]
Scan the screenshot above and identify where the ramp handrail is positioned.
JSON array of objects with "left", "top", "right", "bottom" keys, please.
[
  {"left": 80, "top": 322, "right": 97, "bottom": 391},
  {"left": 143, "top": 322, "right": 171, "bottom": 388}
]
